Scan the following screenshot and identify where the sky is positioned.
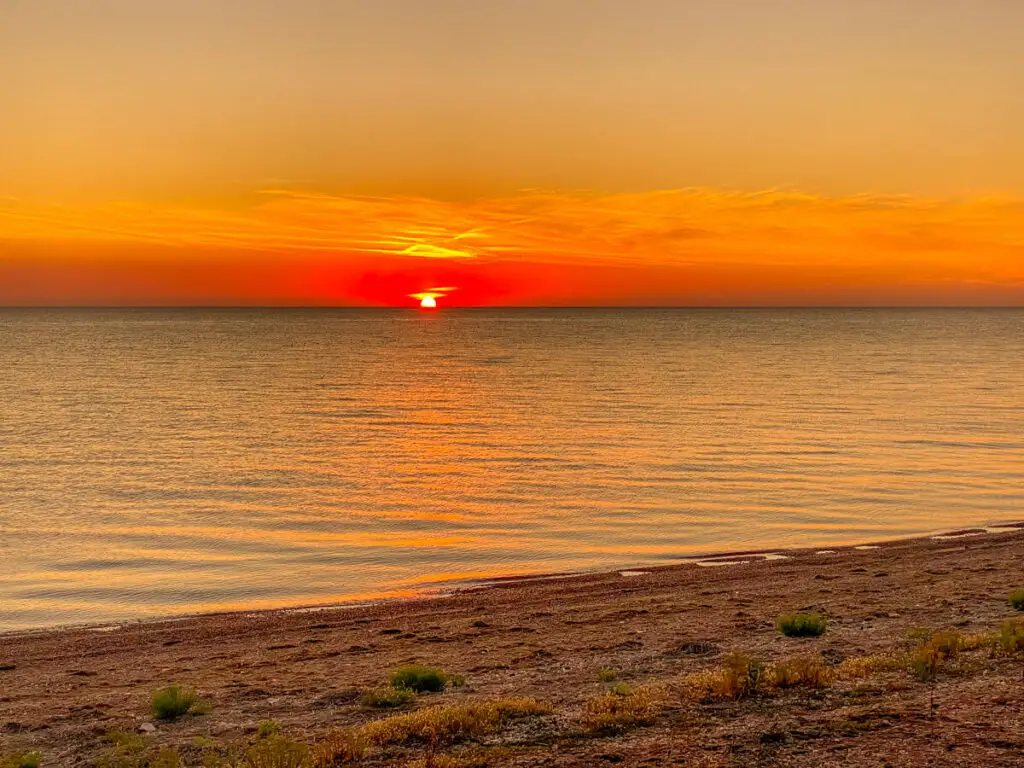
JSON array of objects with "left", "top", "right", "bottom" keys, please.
[{"left": 2, "top": 0, "right": 1023, "bottom": 306}]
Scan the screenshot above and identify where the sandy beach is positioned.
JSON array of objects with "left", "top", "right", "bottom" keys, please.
[{"left": 3, "top": 527, "right": 1024, "bottom": 767}]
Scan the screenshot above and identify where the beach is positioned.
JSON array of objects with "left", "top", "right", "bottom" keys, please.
[{"left": 3, "top": 527, "right": 1024, "bottom": 766}]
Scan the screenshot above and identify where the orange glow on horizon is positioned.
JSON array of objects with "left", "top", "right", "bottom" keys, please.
[
  {"left": 419, "top": 295, "right": 437, "bottom": 309},
  {"left": 1, "top": 189, "right": 1023, "bottom": 306}
]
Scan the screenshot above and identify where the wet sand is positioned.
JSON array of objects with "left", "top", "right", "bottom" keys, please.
[{"left": 3, "top": 527, "right": 1024, "bottom": 766}]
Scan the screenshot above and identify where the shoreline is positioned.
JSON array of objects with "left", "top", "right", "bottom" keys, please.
[
  {"left": 5, "top": 523, "right": 1024, "bottom": 765},
  {"left": 4, "top": 521, "right": 1023, "bottom": 639}
]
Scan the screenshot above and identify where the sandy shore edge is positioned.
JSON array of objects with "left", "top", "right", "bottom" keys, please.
[{"left": 6, "top": 520, "right": 1022, "bottom": 639}]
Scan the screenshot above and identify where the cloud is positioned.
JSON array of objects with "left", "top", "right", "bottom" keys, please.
[{"left": 1, "top": 188, "right": 1023, "bottom": 304}]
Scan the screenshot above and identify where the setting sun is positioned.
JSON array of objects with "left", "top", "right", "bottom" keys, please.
[{"left": 419, "top": 295, "right": 437, "bottom": 309}]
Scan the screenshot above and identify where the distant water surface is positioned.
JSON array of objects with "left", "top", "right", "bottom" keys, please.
[{"left": 1, "top": 309, "right": 1023, "bottom": 630}]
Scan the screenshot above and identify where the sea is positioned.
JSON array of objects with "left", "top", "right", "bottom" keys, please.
[{"left": 1, "top": 308, "right": 1022, "bottom": 631}]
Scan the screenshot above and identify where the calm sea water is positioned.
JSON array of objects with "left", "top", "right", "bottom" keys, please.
[{"left": 1, "top": 309, "right": 1023, "bottom": 631}]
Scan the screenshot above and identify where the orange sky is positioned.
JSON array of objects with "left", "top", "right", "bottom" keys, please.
[{"left": 2, "top": 1, "right": 1024, "bottom": 306}]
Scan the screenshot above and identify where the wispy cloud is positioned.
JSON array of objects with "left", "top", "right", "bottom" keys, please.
[{"left": 1, "top": 188, "right": 1023, "bottom": 304}]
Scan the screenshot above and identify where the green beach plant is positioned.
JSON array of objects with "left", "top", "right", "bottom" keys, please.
[
  {"left": 256, "top": 720, "right": 282, "bottom": 740},
  {"left": 360, "top": 685, "right": 417, "bottom": 709},
  {"left": 151, "top": 685, "right": 200, "bottom": 721},
  {"left": 683, "top": 652, "right": 766, "bottom": 700},
  {"left": 997, "top": 619, "right": 1024, "bottom": 654},
  {"left": 96, "top": 732, "right": 182, "bottom": 768},
  {"left": 834, "top": 650, "right": 908, "bottom": 680},
  {"left": 1008, "top": 589, "right": 1024, "bottom": 611},
  {"left": 389, "top": 665, "right": 460, "bottom": 693},
  {"left": 776, "top": 612, "right": 827, "bottom": 638},
  {"left": 2, "top": 752, "right": 42, "bottom": 768},
  {"left": 909, "top": 630, "right": 962, "bottom": 682},
  {"left": 767, "top": 656, "right": 832, "bottom": 689},
  {"left": 581, "top": 685, "right": 665, "bottom": 732},
  {"left": 358, "top": 697, "right": 550, "bottom": 747},
  {"left": 244, "top": 736, "right": 309, "bottom": 768}
]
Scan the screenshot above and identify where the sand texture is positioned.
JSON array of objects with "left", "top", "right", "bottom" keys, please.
[{"left": 2, "top": 528, "right": 1024, "bottom": 766}]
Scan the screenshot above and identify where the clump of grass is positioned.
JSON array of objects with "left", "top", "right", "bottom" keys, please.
[
  {"left": 909, "top": 648, "right": 941, "bottom": 682},
  {"left": 683, "top": 652, "right": 766, "bottom": 700},
  {"left": 389, "top": 665, "right": 461, "bottom": 693},
  {"left": 244, "top": 736, "right": 308, "bottom": 768},
  {"left": 360, "top": 685, "right": 417, "bottom": 709},
  {"left": 1008, "top": 589, "right": 1024, "bottom": 611},
  {"left": 256, "top": 721, "right": 281, "bottom": 740},
  {"left": 835, "top": 651, "right": 908, "bottom": 680},
  {"left": 95, "top": 733, "right": 181, "bottom": 768},
  {"left": 102, "top": 730, "right": 149, "bottom": 754},
  {"left": 596, "top": 668, "right": 617, "bottom": 682},
  {"left": 310, "top": 731, "right": 366, "bottom": 766},
  {"left": 151, "top": 685, "right": 200, "bottom": 721},
  {"left": 356, "top": 698, "right": 549, "bottom": 749},
  {"left": 996, "top": 619, "right": 1024, "bottom": 654},
  {"left": 2, "top": 752, "right": 42, "bottom": 768},
  {"left": 581, "top": 685, "right": 665, "bottom": 733},
  {"left": 150, "top": 750, "right": 182, "bottom": 768},
  {"left": 767, "top": 657, "right": 833, "bottom": 690},
  {"left": 406, "top": 750, "right": 517, "bottom": 768},
  {"left": 776, "top": 612, "right": 827, "bottom": 638},
  {"left": 962, "top": 632, "right": 996, "bottom": 652},
  {"left": 909, "top": 630, "right": 962, "bottom": 682}
]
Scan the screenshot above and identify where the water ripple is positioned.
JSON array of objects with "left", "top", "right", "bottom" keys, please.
[{"left": 1, "top": 308, "right": 1023, "bottom": 630}]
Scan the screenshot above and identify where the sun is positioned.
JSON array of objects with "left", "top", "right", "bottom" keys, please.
[{"left": 410, "top": 286, "right": 454, "bottom": 307}]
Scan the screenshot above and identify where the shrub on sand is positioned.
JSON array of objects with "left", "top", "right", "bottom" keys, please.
[
  {"left": 910, "top": 630, "right": 962, "bottom": 682},
  {"left": 597, "top": 669, "right": 617, "bottom": 682},
  {"left": 776, "top": 612, "right": 827, "bottom": 638},
  {"left": 2, "top": 752, "right": 42, "bottom": 768},
  {"left": 256, "top": 721, "right": 281, "bottom": 740},
  {"left": 356, "top": 698, "right": 549, "bottom": 749},
  {"left": 997, "top": 619, "right": 1024, "bottom": 654},
  {"left": 961, "top": 632, "right": 996, "bottom": 652},
  {"left": 360, "top": 686, "right": 417, "bottom": 709},
  {"left": 389, "top": 665, "right": 460, "bottom": 693},
  {"left": 683, "top": 653, "right": 766, "bottom": 700},
  {"left": 102, "top": 730, "right": 149, "bottom": 753},
  {"left": 96, "top": 733, "right": 182, "bottom": 768},
  {"left": 1008, "top": 589, "right": 1024, "bottom": 611},
  {"left": 835, "top": 651, "right": 908, "bottom": 680},
  {"left": 767, "top": 657, "right": 833, "bottom": 690},
  {"left": 405, "top": 750, "right": 514, "bottom": 768},
  {"left": 311, "top": 731, "right": 366, "bottom": 766},
  {"left": 581, "top": 685, "right": 665, "bottom": 732},
  {"left": 151, "top": 686, "right": 200, "bottom": 721},
  {"left": 244, "top": 736, "right": 308, "bottom": 768}
]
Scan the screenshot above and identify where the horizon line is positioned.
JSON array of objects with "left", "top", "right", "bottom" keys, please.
[{"left": 3, "top": 305, "right": 1024, "bottom": 311}]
